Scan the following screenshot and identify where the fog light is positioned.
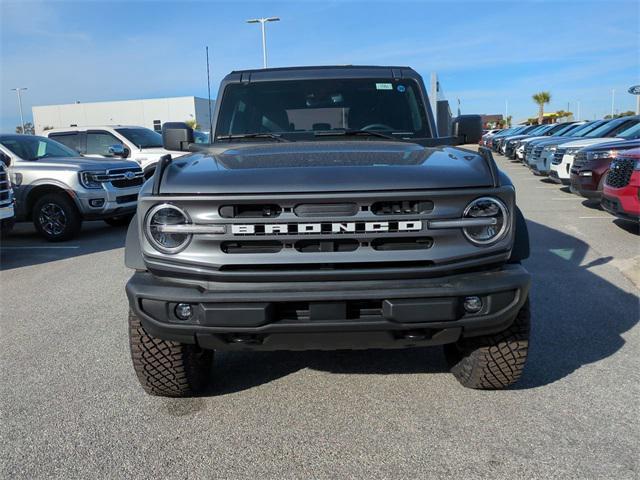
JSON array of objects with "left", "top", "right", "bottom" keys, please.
[
  {"left": 89, "top": 198, "right": 105, "bottom": 207},
  {"left": 463, "top": 296, "right": 483, "bottom": 313},
  {"left": 175, "top": 303, "right": 193, "bottom": 321}
]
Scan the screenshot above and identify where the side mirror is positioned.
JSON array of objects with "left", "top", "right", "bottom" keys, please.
[
  {"left": 162, "top": 122, "right": 194, "bottom": 151},
  {"left": 453, "top": 115, "right": 483, "bottom": 144},
  {"left": 108, "top": 144, "right": 128, "bottom": 158},
  {"left": 0, "top": 152, "right": 11, "bottom": 167}
]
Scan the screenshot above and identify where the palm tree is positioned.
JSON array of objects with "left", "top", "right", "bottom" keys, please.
[{"left": 532, "top": 91, "right": 552, "bottom": 125}]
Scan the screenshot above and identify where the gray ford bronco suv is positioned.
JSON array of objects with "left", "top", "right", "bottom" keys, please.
[{"left": 125, "top": 66, "right": 531, "bottom": 396}]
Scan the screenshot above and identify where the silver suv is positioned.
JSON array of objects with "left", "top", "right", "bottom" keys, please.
[{"left": 0, "top": 134, "right": 144, "bottom": 241}]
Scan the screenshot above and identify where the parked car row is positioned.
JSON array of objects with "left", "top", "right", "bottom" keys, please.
[{"left": 481, "top": 116, "right": 640, "bottom": 224}]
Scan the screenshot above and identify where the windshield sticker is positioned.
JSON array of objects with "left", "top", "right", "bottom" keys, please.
[
  {"left": 376, "top": 83, "right": 393, "bottom": 90},
  {"left": 397, "top": 85, "right": 406, "bottom": 93}
]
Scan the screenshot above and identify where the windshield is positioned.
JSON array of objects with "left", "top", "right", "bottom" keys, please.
[
  {"left": 552, "top": 123, "right": 579, "bottom": 136},
  {"left": 583, "top": 119, "right": 637, "bottom": 138},
  {"left": 570, "top": 121, "right": 604, "bottom": 137},
  {"left": 617, "top": 122, "right": 640, "bottom": 139},
  {"left": 215, "top": 78, "right": 430, "bottom": 140},
  {"left": 115, "top": 127, "right": 163, "bottom": 148},
  {"left": 0, "top": 135, "right": 78, "bottom": 160}
]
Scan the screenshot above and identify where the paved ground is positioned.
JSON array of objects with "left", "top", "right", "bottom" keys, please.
[{"left": 1, "top": 150, "right": 638, "bottom": 479}]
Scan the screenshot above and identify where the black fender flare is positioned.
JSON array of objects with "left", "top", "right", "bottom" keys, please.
[
  {"left": 125, "top": 214, "right": 146, "bottom": 270},
  {"left": 509, "top": 206, "right": 530, "bottom": 262}
]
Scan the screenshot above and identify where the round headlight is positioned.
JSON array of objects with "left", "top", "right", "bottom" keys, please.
[
  {"left": 462, "top": 197, "right": 509, "bottom": 245},
  {"left": 145, "top": 204, "right": 191, "bottom": 254}
]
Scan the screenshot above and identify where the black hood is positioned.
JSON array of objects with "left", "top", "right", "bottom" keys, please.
[{"left": 158, "top": 140, "right": 494, "bottom": 194}]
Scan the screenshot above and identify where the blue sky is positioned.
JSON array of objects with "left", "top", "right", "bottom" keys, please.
[{"left": 1, "top": 0, "right": 638, "bottom": 132}]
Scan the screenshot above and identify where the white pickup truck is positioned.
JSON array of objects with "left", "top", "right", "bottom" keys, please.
[{"left": 45, "top": 126, "right": 186, "bottom": 178}]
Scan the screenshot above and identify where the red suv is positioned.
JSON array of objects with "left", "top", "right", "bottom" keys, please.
[
  {"left": 602, "top": 147, "right": 640, "bottom": 223},
  {"left": 570, "top": 139, "right": 640, "bottom": 201}
]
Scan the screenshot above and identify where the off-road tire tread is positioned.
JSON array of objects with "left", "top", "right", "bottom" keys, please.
[
  {"left": 445, "top": 300, "right": 530, "bottom": 389},
  {"left": 128, "top": 309, "right": 212, "bottom": 397}
]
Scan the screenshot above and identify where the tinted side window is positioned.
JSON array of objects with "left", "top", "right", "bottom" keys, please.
[
  {"left": 49, "top": 133, "right": 80, "bottom": 153},
  {"left": 86, "top": 131, "right": 123, "bottom": 156}
]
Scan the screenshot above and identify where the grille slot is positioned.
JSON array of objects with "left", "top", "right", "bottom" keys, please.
[
  {"left": 371, "top": 200, "right": 433, "bottom": 215},
  {"left": 371, "top": 237, "right": 433, "bottom": 251},
  {"left": 552, "top": 148, "right": 566, "bottom": 165},
  {"left": 116, "top": 194, "right": 137, "bottom": 204},
  {"left": 221, "top": 241, "right": 283, "bottom": 254},
  {"left": 295, "top": 239, "right": 359, "bottom": 253},
  {"left": 294, "top": 203, "right": 358, "bottom": 217},
  {"left": 220, "top": 260, "right": 435, "bottom": 272},
  {"left": 219, "top": 204, "right": 282, "bottom": 218},
  {"left": 606, "top": 158, "right": 635, "bottom": 188}
]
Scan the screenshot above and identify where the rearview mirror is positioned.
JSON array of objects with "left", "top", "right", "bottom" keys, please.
[
  {"left": 452, "top": 115, "right": 483, "bottom": 144},
  {"left": 162, "top": 122, "right": 194, "bottom": 151},
  {"left": 0, "top": 152, "right": 11, "bottom": 167}
]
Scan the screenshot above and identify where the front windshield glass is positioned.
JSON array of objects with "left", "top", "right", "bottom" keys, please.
[
  {"left": 215, "top": 78, "right": 430, "bottom": 140},
  {"left": 583, "top": 120, "right": 629, "bottom": 138},
  {"left": 617, "top": 122, "right": 640, "bottom": 139},
  {"left": 552, "top": 123, "right": 578, "bottom": 136},
  {"left": 0, "top": 135, "right": 78, "bottom": 160},
  {"left": 115, "top": 127, "right": 163, "bottom": 148},
  {"left": 570, "top": 121, "right": 603, "bottom": 137}
]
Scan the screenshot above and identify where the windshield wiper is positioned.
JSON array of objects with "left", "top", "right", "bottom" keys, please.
[
  {"left": 216, "top": 133, "right": 289, "bottom": 142},
  {"left": 314, "top": 129, "right": 397, "bottom": 140}
]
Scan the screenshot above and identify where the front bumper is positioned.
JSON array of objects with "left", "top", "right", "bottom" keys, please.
[
  {"left": 126, "top": 264, "right": 531, "bottom": 351},
  {"left": 0, "top": 201, "right": 14, "bottom": 221},
  {"left": 570, "top": 170, "right": 601, "bottom": 199},
  {"left": 602, "top": 172, "right": 640, "bottom": 222},
  {"left": 75, "top": 184, "right": 139, "bottom": 219}
]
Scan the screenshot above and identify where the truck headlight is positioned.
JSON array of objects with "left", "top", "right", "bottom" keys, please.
[
  {"left": 462, "top": 197, "right": 509, "bottom": 245},
  {"left": 145, "top": 204, "right": 192, "bottom": 253},
  {"left": 566, "top": 147, "right": 582, "bottom": 156},
  {"left": 587, "top": 150, "right": 616, "bottom": 161},
  {"left": 79, "top": 171, "right": 106, "bottom": 189}
]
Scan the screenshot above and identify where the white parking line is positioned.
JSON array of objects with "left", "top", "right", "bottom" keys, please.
[
  {"left": 579, "top": 216, "right": 612, "bottom": 219},
  {"left": 1, "top": 246, "right": 80, "bottom": 250},
  {"left": 551, "top": 197, "right": 583, "bottom": 200}
]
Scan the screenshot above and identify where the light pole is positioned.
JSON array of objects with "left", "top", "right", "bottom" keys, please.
[
  {"left": 611, "top": 89, "right": 615, "bottom": 117},
  {"left": 11, "top": 87, "right": 27, "bottom": 134},
  {"left": 246, "top": 17, "right": 280, "bottom": 68}
]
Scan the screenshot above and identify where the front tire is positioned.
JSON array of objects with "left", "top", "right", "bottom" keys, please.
[
  {"left": 128, "top": 309, "right": 213, "bottom": 397},
  {"left": 445, "top": 300, "right": 530, "bottom": 389},
  {"left": 33, "top": 193, "right": 82, "bottom": 242}
]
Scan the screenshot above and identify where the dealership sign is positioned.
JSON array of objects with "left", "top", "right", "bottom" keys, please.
[{"left": 629, "top": 85, "right": 640, "bottom": 95}]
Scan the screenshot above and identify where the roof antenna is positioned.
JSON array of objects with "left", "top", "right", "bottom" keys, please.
[{"left": 206, "top": 46, "right": 214, "bottom": 143}]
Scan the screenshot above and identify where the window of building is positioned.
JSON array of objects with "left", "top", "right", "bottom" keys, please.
[{"left": 153, "top": 120, "right": 162, "bottom": 132}]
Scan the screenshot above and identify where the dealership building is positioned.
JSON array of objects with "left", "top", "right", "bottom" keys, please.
[{"left": 32, "top": 96, "right": 216, "bottom": 135}]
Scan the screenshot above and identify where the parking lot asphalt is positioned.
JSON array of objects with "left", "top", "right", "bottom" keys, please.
[{"left": 1, "top": 149, "right": 639, "bottom": 479}]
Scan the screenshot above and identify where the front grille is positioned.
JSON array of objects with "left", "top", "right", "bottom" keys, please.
[
  {"left": 572, "top": 152, "right": 588, "bottom": 170},
  {"left": 606, "top": 158, "right": 635, "bottom": 188},
  {"left": 532, "top": 145, "right": 544, "bottom": 161},
  {"left": 98, "top": 168, "right": 144, "bottom": 189},
  {"left": 552, "top": 148, "right": 567, "bottom": 165},
  {"left": 0, "top": 168, "right": 10, "bottom": 202},
  {"left": 524, "top": 143, "right": 535, "bottom": 158}
]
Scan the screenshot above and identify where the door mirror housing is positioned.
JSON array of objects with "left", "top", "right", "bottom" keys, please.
[
  {"left": 452, "top": 115, "right": 483, "bottom": 144},
  {"left": 108, "top": 144, "right": 129, "bottom": 158},
  {"left": 0, "top": 151, "right": 11, "bottom": 167},
  {"left": 162, "top": 122, "right": 194, "bottom": 151}
]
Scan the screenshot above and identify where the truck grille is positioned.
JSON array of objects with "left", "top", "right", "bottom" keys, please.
[
  {"left": 572, "top": 152, "right": 588, "bottom": 170},
  {"left": 0, "top": 168, "right": 11, "bottom": 203},
  {"left": 104, "top": 168, "right": 144, "bottom": 188},
  {"left": 524, "top": 143, "right": 535, "bottom": 159},
  {"left": 532, "top": 145, "right": 544, "bottom": 161},
  {"left": 141, "top": 189, "right": 514, "bottom": 281},
  {"left": 606, "top": 158, "right": 635, "bottom": 188},
  {"left": 552, "top": 148, "right": 567, "bottom": 165}
]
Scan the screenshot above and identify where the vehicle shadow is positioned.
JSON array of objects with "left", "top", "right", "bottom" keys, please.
[
  {"left": 613, "top": 219, "right": 639, "bottom": 235},
  {"left": 0, "top": 221, "right": 127, "bottom": 271},
  {"left": 207, "top": 219, "right": 639, "bottom": 395}
]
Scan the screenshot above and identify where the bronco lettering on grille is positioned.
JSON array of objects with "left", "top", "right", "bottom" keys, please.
[{"left": 231, "top": 221, "right": 423, "bottom": 235}]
